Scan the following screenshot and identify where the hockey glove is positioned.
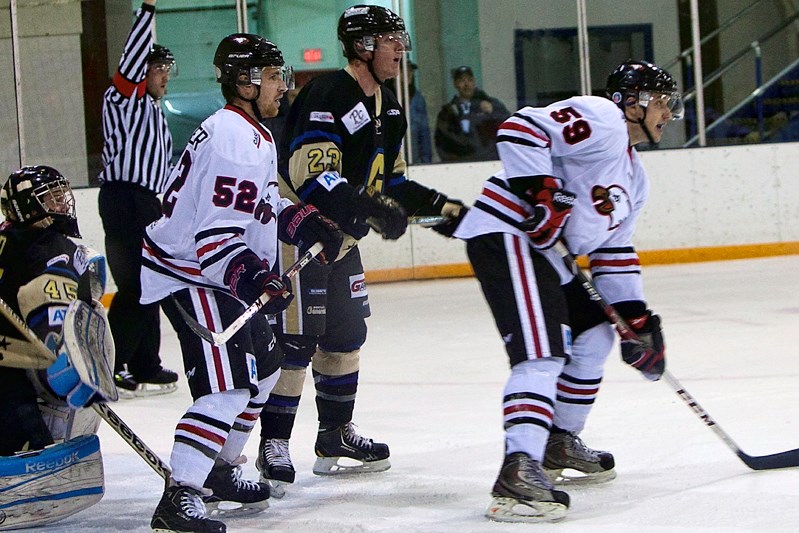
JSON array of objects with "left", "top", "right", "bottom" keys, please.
[
  {"left": 620, "top": 311, "right": 666, "bottom": 381},
  {"left": 278, "top": 203, "right": 344, "bottom": 264},
  {"left": 519, "top": 177, "right": 576, "bottom": 249},
  {"left": 431, "top": 200, "right": 469, "bottom": 238},
  {"left": 225, "top": 252, "right": 294, "bottom": 313},
  {"left": 352, "top": 184, "right": 407, "bottom": 240}
]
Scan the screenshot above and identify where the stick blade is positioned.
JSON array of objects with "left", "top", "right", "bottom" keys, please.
[
  {"left": 171, "top": 297, "right": 217, "bottom": 344},
  {"left": 739, "top": 448, "right": 799, "bottom": 470}
]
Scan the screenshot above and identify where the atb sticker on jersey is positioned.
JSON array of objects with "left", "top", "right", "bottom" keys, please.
[
  {"left": 561, "top": 323, "right": 573, "bottom": 357},
  {"left": 342, "top": 102, "right": 371, "bottom": 134},
  {"left": 246, "top": 352, "right": 257, "bottom": 386},
  {"left": 316, "top": 170, "right": 343, "bottom": 191},
  {"left": 48, "top": 305, "right": 68, "bottom": 326},
  {"left": 310, "top": 111, "right": 335, "bottom": 123},
  {"left": 349, "top": 274, "right": 367, "bottom": 299}
]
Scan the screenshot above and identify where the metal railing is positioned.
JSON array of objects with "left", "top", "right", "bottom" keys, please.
[{"left": 683, "top": 56, "right": 799, "bottom": 147}]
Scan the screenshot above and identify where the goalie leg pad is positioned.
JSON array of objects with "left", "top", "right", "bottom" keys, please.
[{"left": 0, "top": 434, "right": 104, "bottom": 530}]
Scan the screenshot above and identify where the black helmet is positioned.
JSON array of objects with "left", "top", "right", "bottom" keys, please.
[
  {"left": 148, "top": 43, "right": 175, "bottom": 65},
  {"left": 213, "top": 33, "right": 292, "bottom": 87},
  {"left": 1, "top": 165, "right": 80, "bottom": 237},
  {"left": 606, "top": 60, "right": 683, "bottom": 119},
  {"left": 337, "top": 4, "right": 411, "bottom": 59}
]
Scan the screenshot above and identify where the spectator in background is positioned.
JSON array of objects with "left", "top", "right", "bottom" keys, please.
[
  {"left": 388, "top": 61, "right": 433, "bottom": 163},
  {"left": 98, "top": 0, "right": 178, "bottom": 398},
  {"left": 435, "top": 65, "right": 510, "bottom": 162}
]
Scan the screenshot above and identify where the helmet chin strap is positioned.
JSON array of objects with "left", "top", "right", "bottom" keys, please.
[
  {"left": 365, "top": 57, "right": 385, "bottom": 85},
  {"left": 237, "top": 84, "right": 264, "bottom": 122},
  {"left": 625, "top": 105, "right": 657, "bottom": 145}
]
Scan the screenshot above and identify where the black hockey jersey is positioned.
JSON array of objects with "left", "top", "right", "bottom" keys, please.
[{"left": 279, "top": 68, "right": 441, "bottom": 237}]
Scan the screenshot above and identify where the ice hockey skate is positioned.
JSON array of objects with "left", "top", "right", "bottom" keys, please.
[
  {"left": 313, "top": 422, "right": 390, "bottom": 475},
  {"left": 256, "top": 438, "right": 294, "bottom": 498},
  {"left": 151, "top": 485, "right": 226, "bottom": 533},
  {"left": 486, "top": 452, "right": 569, "bottom": 523},
  {"left": 543, "top": 430, "right": 616, "bottom": 485},
  {"left": 202, "top": 458, "right": 269, "bottom": 517},
  {"left": 115, "top": 367, "right": 178, "bottom": 399}
]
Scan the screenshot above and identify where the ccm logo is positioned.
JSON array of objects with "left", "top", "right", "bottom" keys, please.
[{"left": 349, "top": 274, "right": 367, "bottom": 298}]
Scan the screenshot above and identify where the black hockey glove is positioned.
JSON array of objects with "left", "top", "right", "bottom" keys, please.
[
  {"left": 352, "top": 185, "right": 407, "bottom": 240},
  {"left": 431, "top": 199, "right": 469, "bottom": 238},
  {"left": 278, "top": 203, "right": 344, "bottom": 264},
  {"left": 224, "top": 252, "right": 294, "bottom": 313},
  {"left": 519, "top": 176, "right": 576, "bottom": 249},
  {"left": 620, "top": 311, "right": 666, "bottom": 381}
]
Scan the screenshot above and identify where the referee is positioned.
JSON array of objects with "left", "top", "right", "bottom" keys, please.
[{"left": 98, "top": 0, "right": 177, "bottom": 396}]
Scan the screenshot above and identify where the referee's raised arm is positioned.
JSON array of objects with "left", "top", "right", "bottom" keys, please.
[{"left": 97, "top": 0, "right": 180, "bottom": 399}]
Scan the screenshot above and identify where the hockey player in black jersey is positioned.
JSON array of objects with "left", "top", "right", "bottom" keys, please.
[
  {"left": 256, "top": 4, "right": 465, "bottom": 494},
  {"left": 0, "top": 165, "right": 116, "bottom": 528}
]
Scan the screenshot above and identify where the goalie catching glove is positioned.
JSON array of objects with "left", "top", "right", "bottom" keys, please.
[
  {"left": 224, "top": 252, "right": 294, "bottom": 315},
  {"left": 278, "top": 203, "right": 343, "bottom": 264},
  {"left": 352, "top": 184, "right": 407, "bottom": 240},
  {"left": 619, "top": 308, "right": 666, "bottom": 381},
  {"left": 519, "top": 176, "right": 576, "bottom": 249}
]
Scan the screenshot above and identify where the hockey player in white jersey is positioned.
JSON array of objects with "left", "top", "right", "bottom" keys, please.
[
  {"left": 454, "top": 60, "right": 682, "bottom": 522},
  {"left": 141, "top": 34, "right": 342, "bottom": 533}
]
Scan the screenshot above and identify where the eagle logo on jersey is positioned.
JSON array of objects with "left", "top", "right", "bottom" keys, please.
[
  {"left": 254, "top": 198, "right": 276, "bottom": 225},
  {"left": 591, "top": 184, "right": 631, "bottom": 229}
]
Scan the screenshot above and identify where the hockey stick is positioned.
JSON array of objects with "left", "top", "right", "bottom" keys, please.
[
  {"left": 175, "top": 241, "right": 324, "bottom": 346},
  {"left": 0, "top": 297, "right": 172, "bottom": 480},
  {"left": 554, "top": 241, "right": 799, "bottom": 471},
  {"left": 92, "top": 402, "right": 171, "bottom": 482}
]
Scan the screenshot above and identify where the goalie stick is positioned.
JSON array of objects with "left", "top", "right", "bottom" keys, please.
[
  {"left": 0, "top": 297, "right": 171, "bottom": 482},
  {"left": 175, "top": 241, "right": 324, "bottom": 346},
  {"left": 554, "top": 241, "right": 799, "bottom": 471}
]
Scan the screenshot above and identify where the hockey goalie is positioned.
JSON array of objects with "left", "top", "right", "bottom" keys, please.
[{"left": 0, "top": 166, "right": 117, "bottom": 530}]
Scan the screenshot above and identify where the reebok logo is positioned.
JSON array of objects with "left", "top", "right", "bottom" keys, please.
[{"left": 25, "top": 451, "right": 80, "bottom": 473}]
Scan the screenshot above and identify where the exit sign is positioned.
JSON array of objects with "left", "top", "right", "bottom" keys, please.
[{"left": 303, "top": 48, "right": 322, "bottom": 63}]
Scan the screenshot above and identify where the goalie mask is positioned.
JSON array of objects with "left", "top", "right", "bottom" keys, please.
[
  {"left": 606, "top": 60, "right": 684, "bottom": 120},
  {"left": 1, "top": 165, "right": 80, "bottom": 238}
]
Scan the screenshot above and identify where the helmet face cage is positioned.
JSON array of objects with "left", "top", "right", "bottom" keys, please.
[
  {"left": 607, "top": 60, "right": 684, "bottom": 120},
  {"left": 1, "top": 166, "right": 80, "bottom": 237}
]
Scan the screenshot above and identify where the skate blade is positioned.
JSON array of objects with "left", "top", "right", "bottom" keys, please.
[
  {"left": 262, "top": 478, "right": 288, "bottom": 499},
  {"left": 485, "top": 496, "right": 567, "bottom": 523},
  {"left": 205, "top": 498, "right": 269, "bottom": 518},
  {"left": 312, "top": 456, "right": 391, "bottom": 476},
  {"left": 545, "top": 467, "right": 617, "bottom": 486},
  {"left": 116, "top": 382, "right": 177, "bottom": 399}
]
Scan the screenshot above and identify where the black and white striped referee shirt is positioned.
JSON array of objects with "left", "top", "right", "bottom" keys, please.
[{"left": 98, "top": 3, "right": 172, "bottom": 194}]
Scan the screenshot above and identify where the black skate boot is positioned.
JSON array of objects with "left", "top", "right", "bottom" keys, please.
[
  {"left": 313, "top": 422, "right": 390, "bottom": 475},
  {"left": 543, "top": 429, "right": 616, "bottom": 485},
  {"left": 256, "top": 438, "right": 294, "bottom": 498},
  {"left": 203, "top": 459, "right": 270, "bottom": 517},
  {"left": 114, "top": 369, "right": 138, "bottom": 398},
  {"left": 151, "top": 485, "right": 226, "bottom": 533},
  {"left": 117, "top": 367, "right": 178, "bottom": 398},
  {"left": 486, "top": 452, "right": 570, "bottom": 523}
]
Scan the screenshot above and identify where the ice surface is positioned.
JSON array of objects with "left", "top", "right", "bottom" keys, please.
[{"left": 48, "top": 256, "right": 799, "bottom": 532}]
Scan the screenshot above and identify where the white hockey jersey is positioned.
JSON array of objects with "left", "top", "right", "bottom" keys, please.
[
  {"left": 141, "top": 105, "right": 293, "bottom": 304},
  {"left": 455, "top": 95, "right": 649, "bottom": 305}
]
